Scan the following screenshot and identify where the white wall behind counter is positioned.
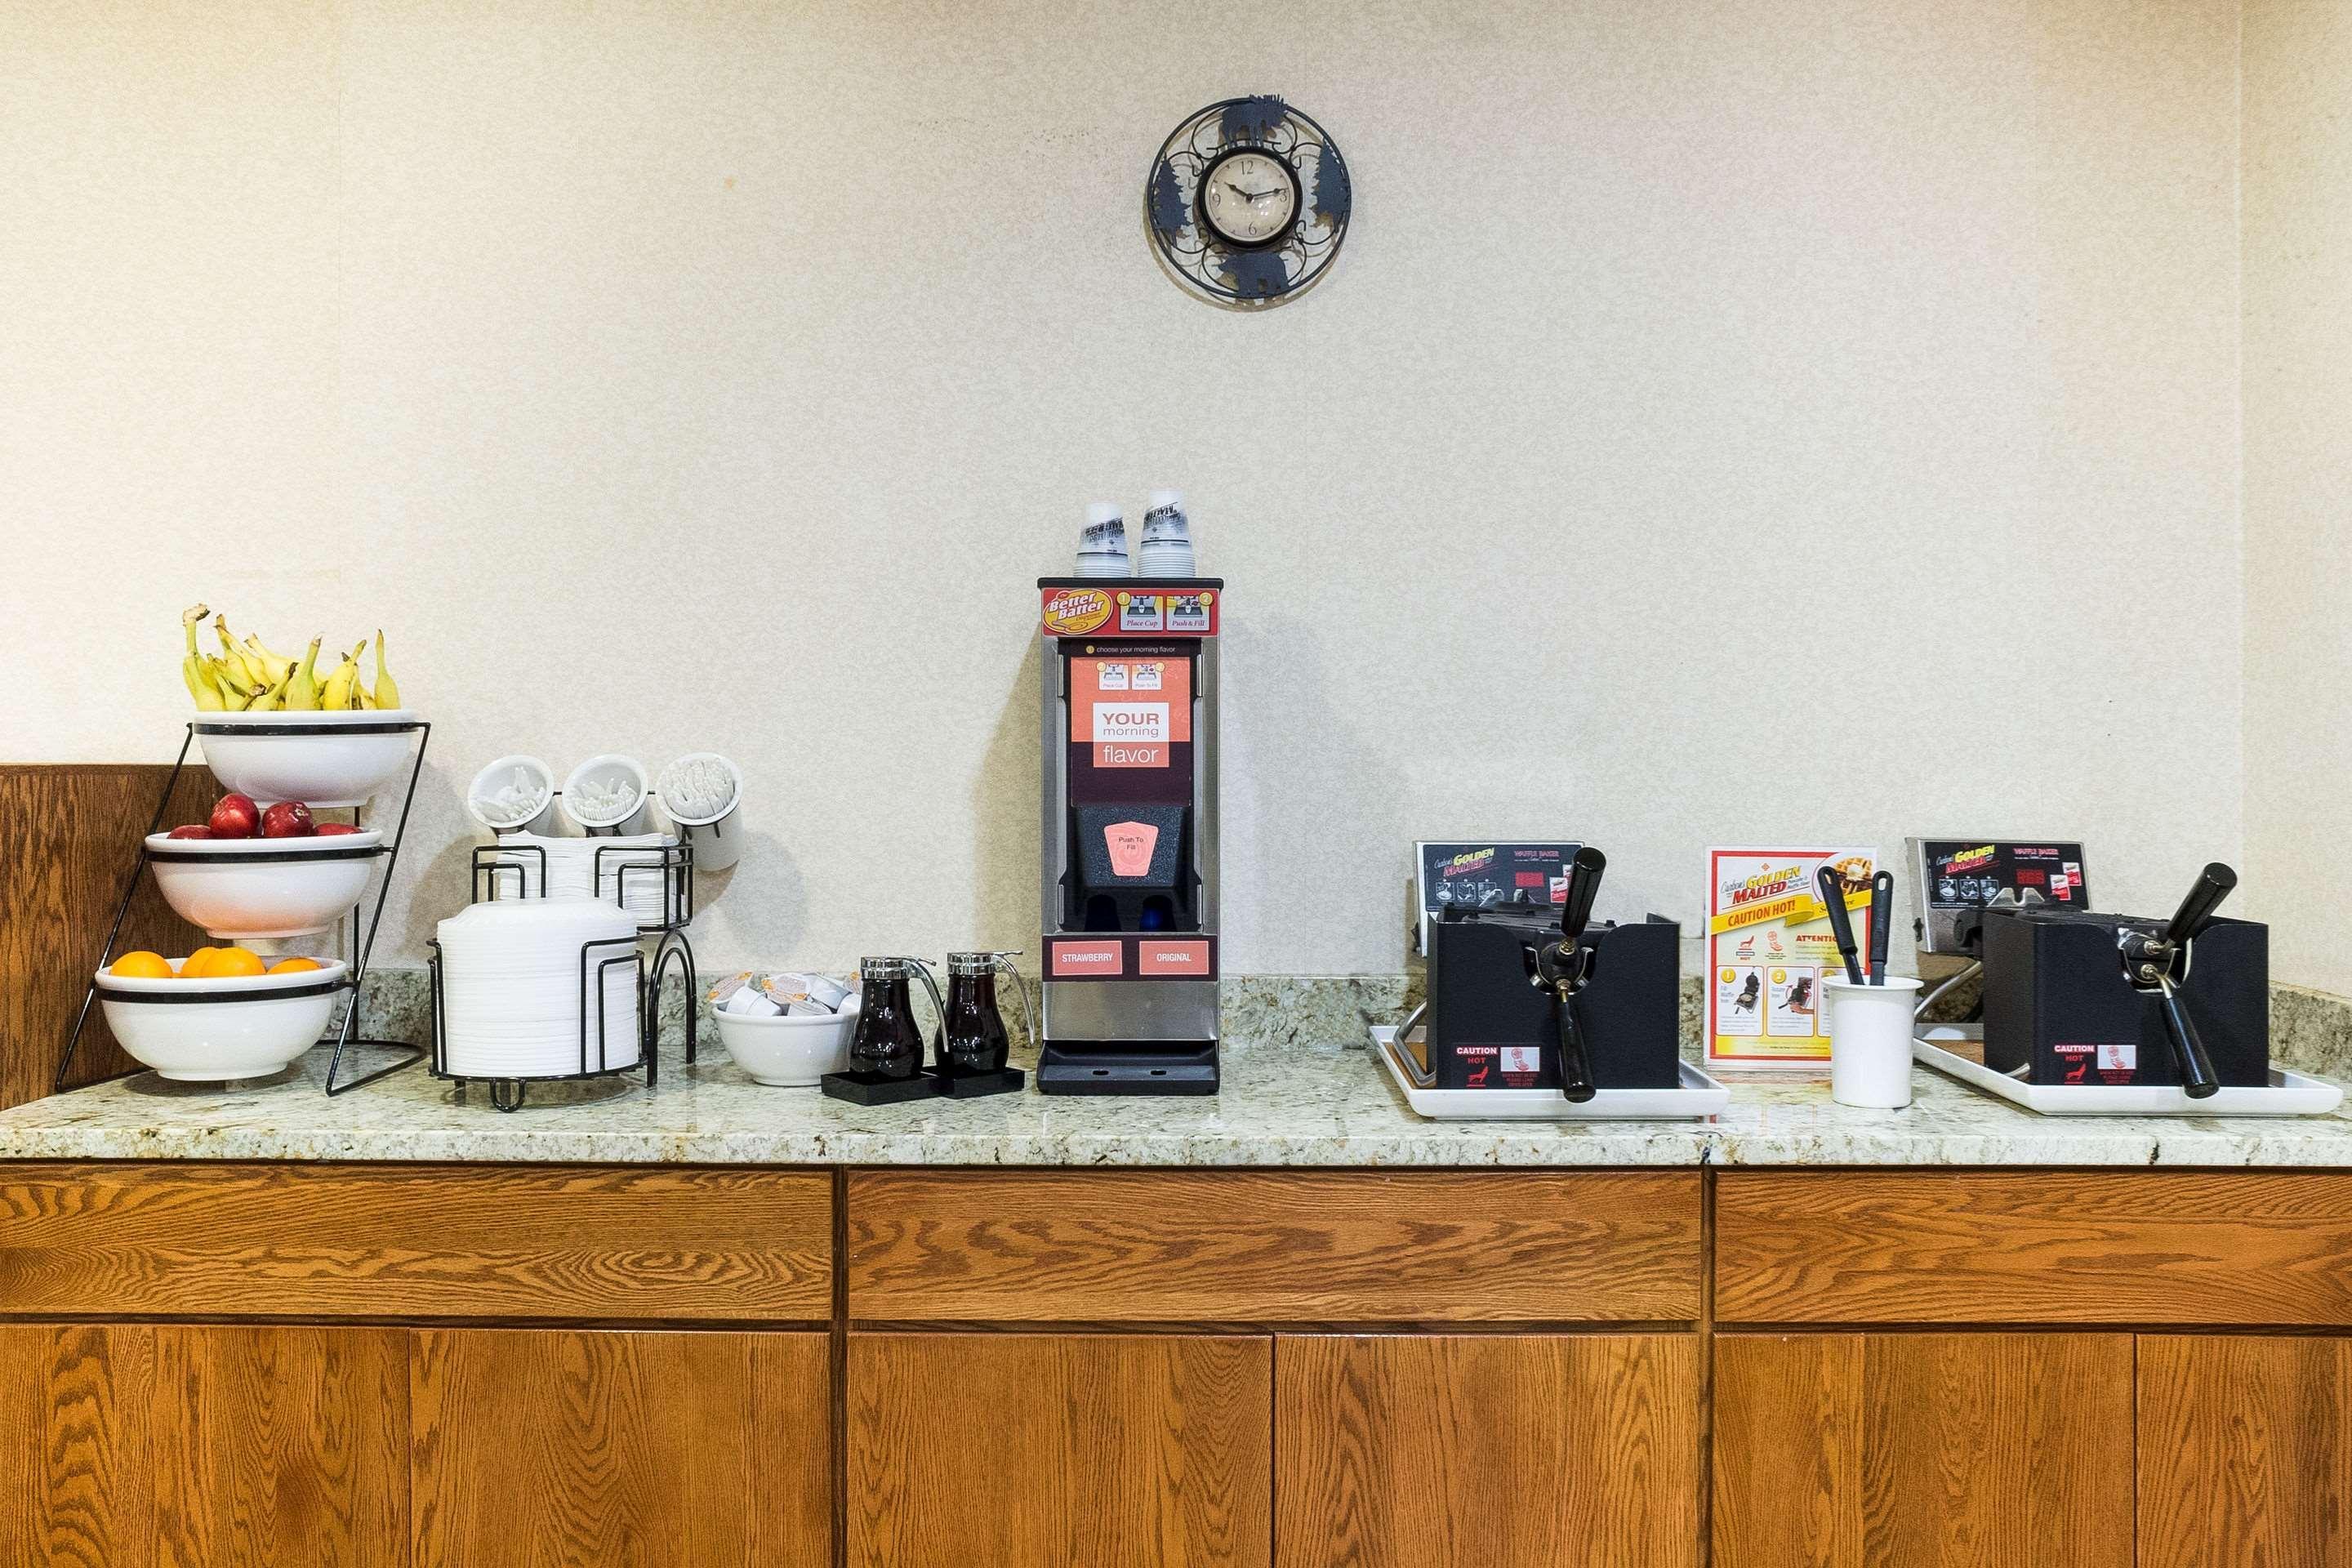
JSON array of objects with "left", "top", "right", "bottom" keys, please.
[{"left": 2, "top": 0, "right": 2244, "bottom": 974}]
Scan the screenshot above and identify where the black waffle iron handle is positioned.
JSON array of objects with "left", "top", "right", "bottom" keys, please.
[
  {"left": 2133, "top": 862, "right": 2235, "bottom": 1100},
  {"left": 1545, "top": 848, "right": 1609, "bottom": 1104},
  {"left": 2165, "top": 862, "right": 2238, "bottom": 947},
  {"left": 2156, "top": 981, "right": 2221, "bottom": 1100}
]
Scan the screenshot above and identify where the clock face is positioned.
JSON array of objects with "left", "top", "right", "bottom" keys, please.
[
  {"left": 1147, "top": 96, "right": 1349, "bottom": 306},
  {"left": 1200, "top": 150, "right": 1298, "bottom": 247}
]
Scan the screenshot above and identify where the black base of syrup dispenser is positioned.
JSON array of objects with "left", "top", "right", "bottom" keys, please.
[
  {"left": 938, "top": 1064, "right": 1027, "bottom": 1098},
  {"left": 819, "top": 1069, "right": 949, "bottom": 1107}
]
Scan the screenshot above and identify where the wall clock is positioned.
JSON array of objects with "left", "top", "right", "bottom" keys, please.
[{"left": 1146, "top": 96, "right": 1351, "bottom": 307}]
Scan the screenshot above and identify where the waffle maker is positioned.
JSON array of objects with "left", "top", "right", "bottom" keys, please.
[
  {"left": 1978, "top": 863, "right": 2263, "bottom": 1095},
  {"left": 1396, "top": 848, "right": 1680, "bottom": 1098}
]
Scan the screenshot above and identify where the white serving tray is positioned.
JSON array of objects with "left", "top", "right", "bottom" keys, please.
[
  {"left": 1370, "top": 1026, "right": 1730, "bottom": 1120},
  {"left": 1913, "top": 1026, "right": 2344, "bottom": 1117}
]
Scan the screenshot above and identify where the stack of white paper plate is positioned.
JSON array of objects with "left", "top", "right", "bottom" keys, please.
[
  {"left": 438, "top": 899, "right": 642, "bottom": 1078},
  {"left": 490, "top": 833, "right": 676, "bottom": 924}
]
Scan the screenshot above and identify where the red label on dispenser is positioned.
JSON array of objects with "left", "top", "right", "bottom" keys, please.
[
  {"left": 1138, "top": 940, "right": 1209, "bottom": 976},
  {"left": 1050, "top": 941, "right": 1125, "bottom": 978}
]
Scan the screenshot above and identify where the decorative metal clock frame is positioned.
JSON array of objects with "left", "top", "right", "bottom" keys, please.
[{"left": 1147, "top": 96, "right": 1351, "bottom": 307}]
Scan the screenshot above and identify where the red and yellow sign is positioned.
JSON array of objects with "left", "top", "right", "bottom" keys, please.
[{"left": 1042, "top": 587, "right": 1113, "bottom": 635}]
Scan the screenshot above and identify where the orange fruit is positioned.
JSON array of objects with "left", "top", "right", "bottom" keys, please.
[
  {"left": 204, "top": 947, "right": 267, "bottom": 979},
  {"left": 181, "top": 946, "right": 222, "bottom": 978},
  {"left": 108, "top": 951, "right": 172, "bottom": 979},
  {"left": 269, "top": 956, "right": 323, "bottom": 975}
]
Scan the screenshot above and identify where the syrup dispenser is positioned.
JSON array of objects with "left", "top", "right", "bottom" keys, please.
[
  {"left": 938, "top": 951, "right": 1033, "bottom": 1099},
  {"left": 822, "top": 956, "right": 949, "bottom": 1106}
]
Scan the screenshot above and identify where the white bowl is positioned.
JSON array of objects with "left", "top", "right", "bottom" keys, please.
[
  {"left": 145, "top": 830, "right": 385, "bottom": 938},
  {"left": 711, "top": 998, "right": 859, "bottom": 1086},
  {"left": 194, "top": 710, "right": 422, "bottom": 808},
  {"left": 96, "top": 957, "right": 347, "bottom": 1081},
  {"left": 561, "top": 754, "right": 652, "bottom": 835}
]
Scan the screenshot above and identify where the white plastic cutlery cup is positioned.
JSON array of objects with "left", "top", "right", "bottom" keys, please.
[{"left": 1824, "top": 976, "right": 1924, "bottom": 1107}]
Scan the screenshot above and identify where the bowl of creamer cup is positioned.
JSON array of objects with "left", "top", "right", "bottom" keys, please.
[{"left": 657, "top": 752, "right": 746, "bottom": 870}]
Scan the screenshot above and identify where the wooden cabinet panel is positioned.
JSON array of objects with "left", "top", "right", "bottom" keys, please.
[
  {"left": 412, "top": 1328, "right": 830, "bottom": 1568},
  {"left": 848, "top": 1331, "right": 1271, "bottom": 1567},
  {"left": 0, "top": 1322, "right": 408, "bottom": 1566},
  {"left": 0, "top": 1163, "right": 833, "bottom": 1321},
  {"left": 2139, "top": 1335, "right": 2352, "bottom": 1568},
  {"left": 848, "top": 1169, "right": 1700, "bottom": 1322},
  {"left": 0, "top": 764, "right": 218, "bottom": 1107},
  {"left": 1712, "top": 1333, "right": 2133, "bottom": 1568},
  {"left": 1274, "top": 1333, "right": 1699, "bottom": 1568},
  {"left": 1716, "top": 1172, "right": 2352, "bottom": 1325}
]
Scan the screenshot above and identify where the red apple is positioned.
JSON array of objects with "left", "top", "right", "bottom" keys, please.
[
  {"left": 207, "top": 793, "right": 261, "bottom": 839},
  {"left": 261, "top": 800, "right": 315, "bottom": 838},
  {"left": 166, "top": 824, "right": 215, "bottom": 840},
  {"left": 314, "top": 822, "right": 362, "bottom": 836}
]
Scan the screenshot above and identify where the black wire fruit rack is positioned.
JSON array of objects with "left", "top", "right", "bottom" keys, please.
[{"left": 57, "top": 717, "right": 433, "bottom": 1097}]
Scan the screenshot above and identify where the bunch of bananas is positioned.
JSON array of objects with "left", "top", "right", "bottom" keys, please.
[{"left": 180, "top": 604, "right": 403, "bottom": 713}]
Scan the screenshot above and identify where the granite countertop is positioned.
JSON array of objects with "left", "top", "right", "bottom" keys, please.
[{"left": 2, "top": 1032, "right": 2350, "bottom": 1166}]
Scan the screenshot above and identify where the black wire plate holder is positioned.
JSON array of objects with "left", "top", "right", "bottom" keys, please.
[
  {"left": 470, "top": 831, "right": 695, "bottom": 934},
  {"left": 56, "top": 719, "right": 434, "bottom": 1098},
  {"left": 440, "top": 834, "right": 698, "bottom": 1111},
  {"left": 430, "top": 934, "right": 667, "bottom": 1112}
]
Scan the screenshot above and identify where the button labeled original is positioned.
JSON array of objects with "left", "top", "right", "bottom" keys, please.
[{"left": 1138, "top": 940, "right": 1210, "bottom": 976}]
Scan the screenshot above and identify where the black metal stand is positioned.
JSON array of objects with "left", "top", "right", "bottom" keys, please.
[
  {"left": 431, "top": 837, "right": 697, "bottom": 1111},
  {"left": 56, "top": 719, "right": 432, "bottom": 1097}
]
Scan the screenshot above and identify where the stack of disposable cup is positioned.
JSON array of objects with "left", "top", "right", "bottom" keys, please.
[
  {"left": 1138, "top": 489, "right": 1194, "bottom": 576},
  {"left": 1075, "top": 501, "right": 1129, "bottom": 577}
]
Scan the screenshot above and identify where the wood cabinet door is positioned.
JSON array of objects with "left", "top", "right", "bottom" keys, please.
[
  {"left": 1274, "top": 1333, "right": 1700, "bottom": 1568},
  {"left": 1713, "top": 1333, "right": 2134, "bottom": 1568},
  {"left": 0, "top": 1322, "right": 408, "bottom": 1566},
  {"left": 2138, "top": 1335, "right": 2352, "bottom": 1568},
  {"left": 848, "top": 1331, "right": 1272, "bottom": 1568},
  {"left": 411, "top": 1329, "right": 831, "bottom": 1568}
]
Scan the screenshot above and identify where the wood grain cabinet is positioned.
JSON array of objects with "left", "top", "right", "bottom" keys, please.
[
  {"left": 0, "top": 1325, "right": 831, "bottom": 1568},
  {"left": 847, "top": 1331, "right": 1272, "bottom": 1568},
  {"left": 412, "top": 1329, "right": 831, "bottom": 1568},
  {"left": 1712, "top": 1333, "right": 2135, "bottom": 1568},
  {"left": 1274, "top": 1333, "right": 1700, "bottom": 1568},
  {"left": 0, "top": 1322, "right": 408, "bottom": 1566},
  {"left": 2137, "top": 1335, "right": 2352, "bottom": 1568}
]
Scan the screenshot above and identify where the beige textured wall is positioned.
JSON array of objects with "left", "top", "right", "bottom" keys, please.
[
  {"left": 2, "top": 0, "right": 2246, "bottom": 974},
  {"left": 2243, "top": 0, "right": 2352, "bottom": 993}
]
